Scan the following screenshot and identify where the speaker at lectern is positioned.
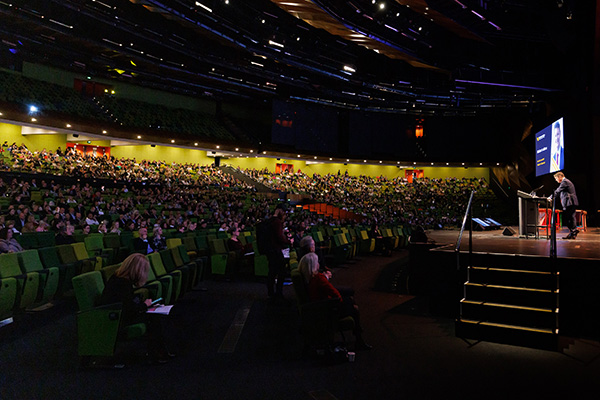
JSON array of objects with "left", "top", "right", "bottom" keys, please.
[{"left": 517, "top": 190, "right": 548, "bottom": 238}]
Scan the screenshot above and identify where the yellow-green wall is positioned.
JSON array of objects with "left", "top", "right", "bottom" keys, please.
[
  {"left": 225, "top": 157, "right": 488, "bottom": 180},
  {"left": 110, "top": 145, "right": 213, "bottom": 165},
  {"left": 0, "top": 121, "right": 489, "bottom": 180},
  {"left": 0, "top": 123, "right": 67, "bottom": 152}
]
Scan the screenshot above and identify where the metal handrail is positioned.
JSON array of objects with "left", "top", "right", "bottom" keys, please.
[
  {"left": 455, "top": 190, "right": 475, "bottom": 253},
  {"left": 550, "top": 194, "right": 557, "bottom": 259}
]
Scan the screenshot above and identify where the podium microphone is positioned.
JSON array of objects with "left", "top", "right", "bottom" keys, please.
[{"left": 530, "top": 185, "right": 544, "bottom": 195}]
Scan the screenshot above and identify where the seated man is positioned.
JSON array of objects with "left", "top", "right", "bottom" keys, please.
[{"left": 133, "top": 227, "right": 155, "bottom": 255}]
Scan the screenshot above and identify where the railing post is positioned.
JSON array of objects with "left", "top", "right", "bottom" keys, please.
[{"left": 550, "top": 195, "right": 557, "bottom": 259}]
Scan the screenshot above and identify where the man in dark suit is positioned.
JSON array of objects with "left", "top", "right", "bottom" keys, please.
[
  {"left": 553, "top": 171, "right": 579, "bottom": 239},
  {"left": 259, "top": 204, "right": 293, "bottom": 301},
  {"left": 133, "top": 227, "right": 155, "bottom": 255}
]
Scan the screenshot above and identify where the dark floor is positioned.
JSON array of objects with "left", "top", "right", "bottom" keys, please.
[{"left": 2, "top": 234, "right": 600, "bottom": 400}]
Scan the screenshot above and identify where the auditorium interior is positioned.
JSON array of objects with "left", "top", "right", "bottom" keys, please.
[{"left": 1, "top": 1, "right": 600, "bottom": 399}]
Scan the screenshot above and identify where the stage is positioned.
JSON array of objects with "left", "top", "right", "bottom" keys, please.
[
  {"left": 407, "top": 226, "right": 600, "bottom": 343},
  {"left": 425, "top": 226, "right": 600, "bottom": 260}
]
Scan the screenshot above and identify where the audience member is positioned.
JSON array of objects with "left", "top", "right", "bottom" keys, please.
[
  {"left": 98, "top": 253, "right": 174, "bottom": 364},
  {"left": 298, "top": 253, "right": 371, "bottom": 351},
  {"left": 0, "top": 227, "right": 24, "bottom": 253}
]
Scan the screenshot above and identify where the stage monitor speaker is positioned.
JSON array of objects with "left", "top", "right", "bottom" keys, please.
[{"left": 502, "top": 227, "right": 516, "bottom": 236}]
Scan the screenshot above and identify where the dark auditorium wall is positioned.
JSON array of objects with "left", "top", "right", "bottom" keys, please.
[
  {"left": 21, "top": 62, "right": 216, "bottom": 114},
  {"left": 272, "top": 99, "right": 528, "bottom": 163}
]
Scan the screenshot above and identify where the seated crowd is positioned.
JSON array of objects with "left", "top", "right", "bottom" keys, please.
[
  {"left": 241, "top": 167, "right": 494, "bottom": 229},
  {"left": 0, "top": 142, "right": 498, "bottom": 249},
  {"left": 0, "top": 142, "right": 500, "bottom": 363}
]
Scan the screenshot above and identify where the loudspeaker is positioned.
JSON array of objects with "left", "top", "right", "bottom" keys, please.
[
  {"left": 214, "top": 156, "right": 221, "bottom": 167},
  {"left": 502, "top": 227, "right": 516, "bottom": 236}
]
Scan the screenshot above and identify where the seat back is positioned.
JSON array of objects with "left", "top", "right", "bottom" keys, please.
[
  {"left": 171, "top": 246, "right": 185, "bottom": 268},
  {"left": 0, "top": 277, "right": 17, "bottom": 320},
  {"left": 195, "top": 235, "right": 209, "bottom": 251},
  {"left": 38, "top": 246, "right": 61, "bottom": 269},
  {"left": 84, "top": 234, "right": 105, "bottom": 252},
  {"left": 100, "top": 264, "right": 121, "bottom": 283},
  {"left": 103, "top": 234, "right": 121, "bottom": 250},
  {"left": 159, "top": 249, "right": 177, "bottom": 273},
  {"left": 72, "top": 271, "right": 105, "bottom": 312},
  {"left": 17, "top": 249, "right": 44, "bottom": 273},
  {"left": 291, "top": 269, "right": 310, "bottom": 305},
  {"left": 210, "top": 238, "right": 228, "bottom": 255},
  {"left": 148, "top": 252, "right": 168, "bottom": 277},
  {"left": 57, "top": 244, "right": 79, "bottom": 264},
  {"left": 16, "top": 233, "right": 38, "bottom": 249},
  {"left": 182, "top": 236, "right": 198, "bottom": 252},
  {"left": 166, "top": 238, "right": 182, "bottom": 249},
  {"left": 72, "top": 242, "right": 91, "bottom": 260},
  {"left": 0, "top": 253, "right": 23, "bottom": 278},
  {"left": 37, "top": 232, "right": 56, "bottom": 248}
]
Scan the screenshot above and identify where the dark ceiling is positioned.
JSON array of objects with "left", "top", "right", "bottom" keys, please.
[{"left": 0, "top": 0, "right": 592, "bottom": 115}]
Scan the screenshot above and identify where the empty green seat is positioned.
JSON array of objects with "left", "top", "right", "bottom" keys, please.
[
  {"left": 16, "top": 233, "right": 38, "bottom": 250},
  {"left": 208, "top": 238, "right": 235, "bottom": 276},
  {"left": 103, "top": 234, "right": 129, "bottom": 263},
  {"left": 18, "top": 250, "right": 59, "bottom": 305},
  {"left": 72, "top": 271, "right": 146, "bottom": 365},
  {"left": 38, "top": 246, "right": 78, "bottom": 295},
  {"left": 0, "top": 275, "right": 17, "bottom": 320},
  {"left": 159, "top": 249, "right": 192, "bottom": 294},
  {"left": 85, "top": 234, "right": 115, "bottom": 265},
  {"left": 147, "top": 252, "right": 180, "bottom": 304},
  {"left": 0, "top": 253, "right": 39, "bottom": 311}
]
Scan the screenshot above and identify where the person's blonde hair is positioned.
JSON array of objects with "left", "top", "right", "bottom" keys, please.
[
  {"left": 298, "top": 252, "right": 319, "bottom": 284},
  {"left": 554, "top": 171, "right": 564, "bottom": 179},
  {"left": 115, "top": 253, "right": 150, "bottom": 287}
]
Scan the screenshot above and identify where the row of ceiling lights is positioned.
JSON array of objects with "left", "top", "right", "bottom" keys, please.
[{"left": 3, "top": 108, "right": 500, "bottom": 168}]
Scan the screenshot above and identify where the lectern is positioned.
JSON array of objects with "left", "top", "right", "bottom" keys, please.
[{"left": 517, "top": 190, "right": 550, "bottom": 239}]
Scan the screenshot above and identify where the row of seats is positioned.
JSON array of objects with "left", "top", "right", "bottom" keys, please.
[
  {"left": 0, "top": 243, "right": 98, "bottom": 320},
  {"left": 72, "top": 244, "right": 206, "bottom": 364}
]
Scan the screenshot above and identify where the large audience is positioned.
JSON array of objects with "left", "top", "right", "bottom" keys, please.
[
  {"left": 242, "top": 167, "right": 494, "bottom": 228},
  {"left": 0, "top": 142, "right": 495, "bottom": 248}
]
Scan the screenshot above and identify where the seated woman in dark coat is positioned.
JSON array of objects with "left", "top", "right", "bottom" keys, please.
[
  {"left": 98, "top": 253, "right": 173, "bottom": 363},
  {"left": 298, "top": 252, "right": 371, "bottom": 351}
]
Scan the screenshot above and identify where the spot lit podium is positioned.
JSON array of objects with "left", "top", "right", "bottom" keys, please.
[{"left": 518, "top": 190, "right": 551, "bottom": 239}]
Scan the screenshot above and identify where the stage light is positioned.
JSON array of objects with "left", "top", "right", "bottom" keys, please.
[
  {"left": 29, "top": 105, "right": 39, "bottom": 114},
  {"left": 269, "top": 40, "right": 284, "bottom": 48},
  {"left": 66, "top": 124, "right": 71, "bottom": 128},
  {"left": 195, "top": 2, "right": 212, "bottom": 13},
  {"left": 137, "top": 135, "right": 142, "bottom": 139},
  {"left": 195, "top": 143, "right": 198, "bottom": 146}
]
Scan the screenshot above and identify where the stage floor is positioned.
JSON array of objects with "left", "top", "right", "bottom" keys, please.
[{"left": 425, "top": 226, "right": 600, "bottom": 260}]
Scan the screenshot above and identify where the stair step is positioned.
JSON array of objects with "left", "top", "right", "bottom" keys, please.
[
  {"left": 468, "top": 267, "right": 556, "bottom": 290},
  {"left": 465, "top": 282, "right": 557, "bottom": 308},
  {"left": 456, "top": 319, "right": 559, "bottom": 351},
  {"left": 468, "top": 254, "right": 554, "bottom": 272},
  {"left": 460, "top": 300, "right": 557, "bottom": 328}
]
